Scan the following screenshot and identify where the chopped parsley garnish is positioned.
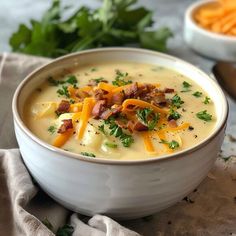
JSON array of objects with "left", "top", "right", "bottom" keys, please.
[
  {"left": 48, "top": 75, "right": 78, "bottom": 87},
  {"left": 169, "top": 140, "right": 180, "bottom": 149},
  {"left": 105, "top": 117, "right": 134, "bottom": 147},
  {"left": 192, "top": 91, "right": 202, "bottom": 97},
  {"left": 171, "top": 94, "right": 184, "bottom": 108},
  {"left": 160, "top": 139, "right": 180, "bottom": 149},
  {"left": 105, "top": 142, "right": 118, "bottom": 148},
  {"left": 91, "top": 77, "right": 105, "bottom": 84},
  {"left": 98, "top": 124, "right": 106, "bottom": 134},
  {"left": 136, "top": 108, "right": 160, "bottom": 130},
  {"left": 181, "top": 81, "right": 192, "bottom": 92},
  {"left": 69, "top": 99, "right": 75, "bottom": 104},
  {"left": 168, "top": 107, "right": 181, "bottom": 120},
  {"left": 66, "top": 75, "right": 78, "bottom": 85},
  {"left": 80, "top": 152, "right": 96, "bottom": 157},
  {"left": 203, "top": 96, "right": 211, "bottom": 104},
  {"left": 196, "top": 110, "right": 212, "bottom": 121},
  {"left": 112, "top": 70, "right": 132, "bottom": 86},
  {"left": 48, "top": 125, "right": 56, "bottom": 134},
  {"left": 48, "top": 77, "right": 65, "bottom": 86},
  {"left": 90, "top": 68, "right": 97, "bottom": 72},
  {"left": 57, "top": 86, "right": 70, "bottom": 98}
]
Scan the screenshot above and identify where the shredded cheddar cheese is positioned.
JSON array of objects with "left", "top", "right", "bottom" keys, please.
[{"left": 77, "top": 97, "right": 95, "bottom": 140}]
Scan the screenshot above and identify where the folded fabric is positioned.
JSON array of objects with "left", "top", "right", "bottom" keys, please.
[
  {"left": 71, "top": 214, "right": 140, "bottom": 236},
  {"left": 0, "top": 149, "right": 141, "bottom": 236}
]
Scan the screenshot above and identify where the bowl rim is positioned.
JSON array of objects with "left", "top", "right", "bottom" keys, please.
[
  {"left": 12, "top": 47, "right": 229, "bottom": 165},
  {"left": 185, "top": 0, "right": 236, "bottom": 41}
]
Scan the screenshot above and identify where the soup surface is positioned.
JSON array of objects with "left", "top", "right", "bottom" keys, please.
[{"left": 24, "top": 61, "right": 216, "bottom": 160}]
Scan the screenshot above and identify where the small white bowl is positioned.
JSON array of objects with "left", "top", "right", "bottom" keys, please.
[
  {"left": 184, "top": 0, "right": 236, "bottom": 61},
  {"left": 12, "top": 48, "right": 228, "bottom": 219}
]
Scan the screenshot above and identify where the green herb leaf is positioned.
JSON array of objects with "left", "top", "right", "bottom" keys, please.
[
  {"left": 171, "top": 94, "right": 184, "bottom": 108},
  {"left": 57, "top": 86, "right": 70, "bottom": 98},
  {"left": 48, "top": 75, "right": 78, "bottom": 87},
  {"left": 80, "top": 152, "right": 96, "bottom": 157},
  {"left": 160, "top": 139, "right": 180, "bottom": 149},
  {"left": 112, "top": 70, "right": 132, "bottom": 86},
  {"left": 139, "top": 27, "right": 173, "bottom": 52},
  {"left": 181, "top": 81, "right": 192, "bottom": 92},
  {"left": 98, "top": 124, "right": 106, "bottom": 134},
  {"left": 168, "top": 140, "right": 180, "bottom": 149},
  {"left": 48, "top": 77, "right": 65, "bottom": 86},
  {"left": 168, "top": 107, "right": 181, "bottom": 120},
  {"left": 136, "top": 108, "right": 160, "bottom": 130},
  {"left": 203, "top": 96, "right": 211, "bottom": 104},
  {"left": 48, "top": 125, "right": 56, "bottom": 134},
  {"left": 196, "top": 110, "right": 212, "bottom": 121},
  {"left": 120, "top": 134, "right": 134, "bottom": 147},
  {"left": 105, "top": 142, "right": 118, "bottom": 148},
  {"left": 105, "top": 117, "right": 134, "bottom": 147},
  {"left": 56, "top": 224, "right": 74, "bottom": 236},
  {"left": 66, "top": 75, "right": 78, "bottom": 85},
  {"left": 183, "top": 81, "right": 191, "bottom": 88},
  {"left": 192, "top": 91, "right": 202, "bottom": 97},
  {"left": 90, "top": 77, "right": 105, "bottom": 84}
]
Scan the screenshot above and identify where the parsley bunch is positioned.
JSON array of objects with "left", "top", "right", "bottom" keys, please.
[{"left": 9, "top": 0, "right": 172, "bottom": 58}]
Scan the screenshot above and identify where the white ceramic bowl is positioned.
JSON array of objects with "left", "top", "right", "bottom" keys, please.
[
  {"left": 184, "top": 0, "right": 236, "bottom": 61},
  {"left": 12, "top": 48, "right": 228, "bottom": 219}
]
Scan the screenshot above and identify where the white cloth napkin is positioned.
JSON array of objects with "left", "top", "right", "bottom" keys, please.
[
  {"left": 0, "top": 53, "right": 140, "bottom": 236},
  {"left": 1, "top": 52, "right": 236, "bottom": 236},
  {"left": 0, "top": 148, "right": 140, "bottom": 236}
]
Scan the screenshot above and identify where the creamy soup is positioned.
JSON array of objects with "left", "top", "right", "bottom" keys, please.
[{"left": 24, "top": 61, "right": 216, "bottom": 160}]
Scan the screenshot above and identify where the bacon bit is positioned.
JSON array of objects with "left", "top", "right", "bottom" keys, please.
[
  {"left": 138, "top": 83, "right": 156, "bottom": 98},
  {"left": 151, "top": 93, "right": 166, "bottom": 106},
  {"left": 133, "top": 121, "right": 148, "bottom": 131},
  {"left": 100, "top": 109, "right": 113, "bottom": 120},
  {"left": 100, "top": 105, "right": 122, "bottom": 120},
  {"left": 124, "top": 82, "right": 138, "bottom": 98},
  {"left": 164, "top": 88, "right": 175, "bottom": 93},
  {"left": 93, "top": 89, "right": 108, "bottom": 101},
  {"left": 111, "top": 105, "right": 122, "bottom": 115},
  {"left": 56, "top": 100, "right": 70, "bottom": 115},
  {"left": 112, "top": 92, "right": 124, "bottom": 105},
  {"left": 91, "top": 100, "right": 107, "bottom": 119},
  {"left": 168, "top": 119, "right": 178, "bottom": 128},
  {"left": 58, "top": 119, "right": 73, "bottom": 134},
  {"left": 127, "top": 120, "right": 134, "bottom": 133}
]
